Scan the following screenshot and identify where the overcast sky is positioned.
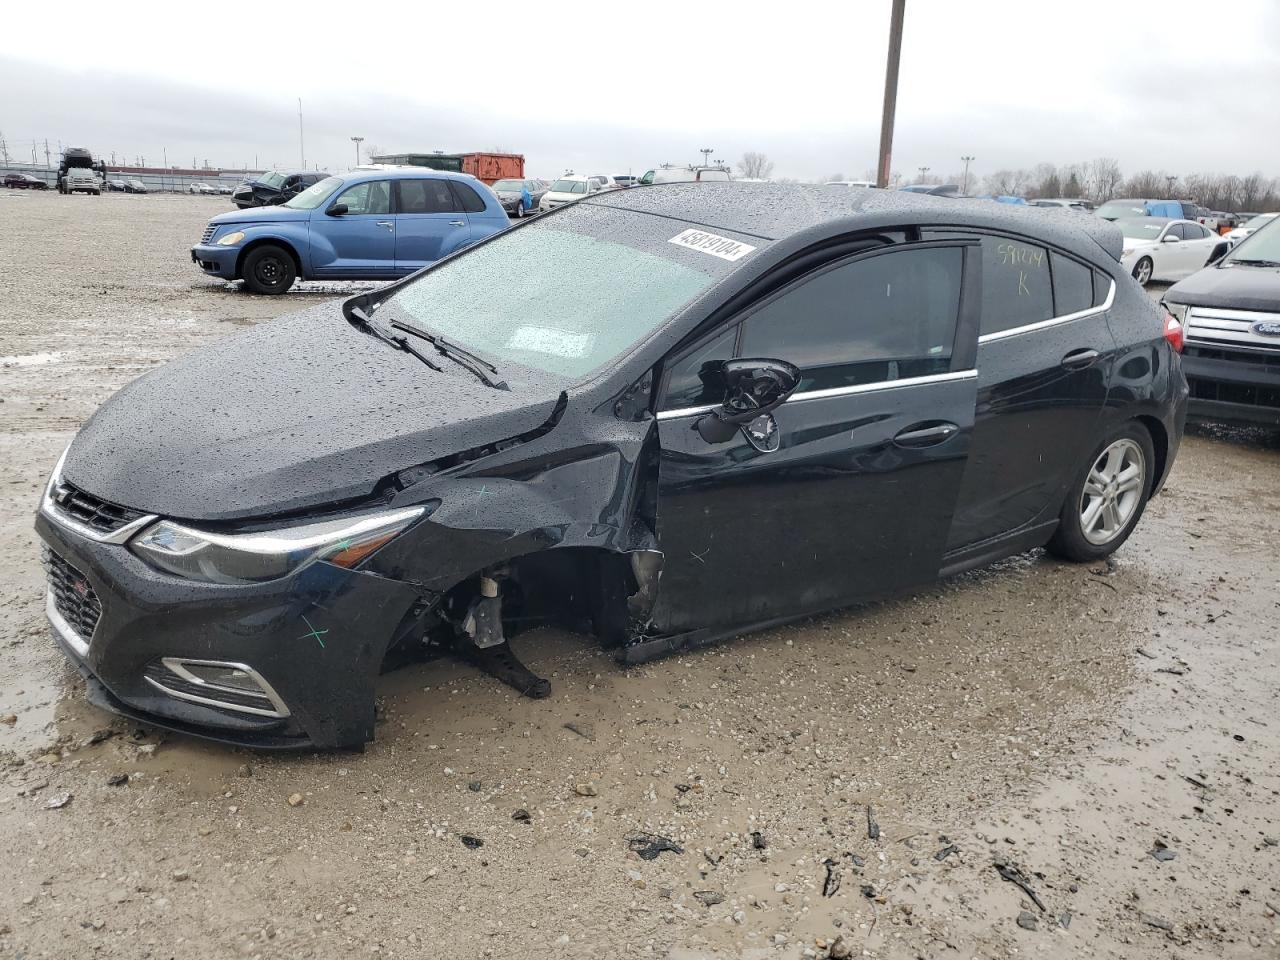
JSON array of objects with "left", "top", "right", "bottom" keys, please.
[{"left": 2, "top": 0, "right": 1277, "bottom": 182}]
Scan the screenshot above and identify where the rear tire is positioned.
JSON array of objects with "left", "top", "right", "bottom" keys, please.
[
  {"left": 1046, "top": 421, "right": 1155, "bottom": 563},
  {"left": 241, "top": 245, "right": 296, "bottom": 296},
  {"left": 1132, "top": 256, "right": 1153, "bottom": 287}
]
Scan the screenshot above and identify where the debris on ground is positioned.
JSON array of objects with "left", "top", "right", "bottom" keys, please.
[
  {"left": 751, "top": 830, "right": 767, "bottom": 850},
  {"left": 573, "top": 782, "right": 598, "bottom": 797},
  {"left": 860, "top": 884, "right": 876, "bottom": 899},
  {"left": 825, "top": 934, "right": 852, "bottom": 959},
  {"left": 1016, "top": 910, "right": 1038, "bottom": 931},
  {"left": 626, "top": 831, "right": 683, "bottom": 861},
  {"left": 1141, "top": 913, "right": 1174, "bottom": 932},
  {"left": 512, "top": 809, "right": 532, "bottom": 823},
  {"left": 935, "top": 841, "right": 960, "bottom": 862},
  {"left": 822, "top": 858, "right": 841, "bottom": 897},
  {"left": 867, "top": 805, "right": 880, "bottom": 840},
  {"left": 848, "top": 852, "right": 866, "bottom": 869},
  {"left": 1149, "top": 840, "right": 1176, "bottom": 862},
  {"left": 106, "top": 773, "right": 128, "bottom": 787},
  {"left": 994, "top": 861, "right": 1046, "bottom": 912},
  {"left": 460, "top": 835, "right": 484, "bottom": 849},
  {"left": 1059, "top": 911, "right": 1073, "bottom": 929},
  {"left": 44, "top": 792, "right": 72, "bottom": 810},
  {"left": 693, "top": 890, "right": 725, "bottom": 907},
  {"left": 286, "top": 793, "right": 305, "bottom": 807},
  {"left": 563, "top": 722, "right": 595, "bottom": 741}
]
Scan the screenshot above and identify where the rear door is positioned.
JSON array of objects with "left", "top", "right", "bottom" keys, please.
[
  {"left": 940, "top": 234, "right": 1117, "bottom": 555},
  {"left": 652, "top": 240, "right": 980, "bottom": 634},
  {"left": 308, "top": 179, "right": 396, "bottom": 277},
  {"left": 394, "top": 178, "right": 470, "bottom": 273}
]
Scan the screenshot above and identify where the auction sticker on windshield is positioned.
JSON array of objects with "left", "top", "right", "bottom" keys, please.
[{"left": 668, "top": 228, "right": 757, "bottom": 262}]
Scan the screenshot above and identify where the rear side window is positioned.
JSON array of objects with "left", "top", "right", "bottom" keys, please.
[
  {"left": 1092, "top": 270, "right": 1110, "bottom": 306},
  {"left": 1051, "top": 253, "right": 1093, "bottom": 316},
  {"left": 398, "top": 178, "right": 458, "bottom": 214},
  {"left": 738, "top": 246, "right": 962, "bottom": 393},
  {"left": 450, "top": 181, "right": 488, "bottom": 213},
  {"left": 978, "top": 236, "right": 1053, "bottom": 336}
]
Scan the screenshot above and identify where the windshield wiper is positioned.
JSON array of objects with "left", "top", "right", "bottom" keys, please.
[
  {"left": 1228, "top": 258, "right": 1280, "bottom": 268},
  {"left": 344, "top": 302, "right": 443, "bottom": 372},
  {"left": 390, "top": 321, "right": 508, "bottom": 391}
]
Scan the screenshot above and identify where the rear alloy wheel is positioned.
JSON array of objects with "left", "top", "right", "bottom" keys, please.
[
  {"left": 241, "top": 245, "right": 296, "bottom": 296},
  {"left": 1047, "top": 422, "right": 1155, "bottom": 562},
  {"left": 1132, "top": 256, "right": 1153, "bottom": 286}
]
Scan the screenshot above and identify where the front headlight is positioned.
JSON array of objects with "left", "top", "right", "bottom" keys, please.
[
  {"left": 1163, "top": 301, "right": 1190, "bottom": 324},
  {"left": 129, "top": 506, "right": 425, "bottom": 584},
  {"left": 216, "top": 230, "right": 245, "bottom": 246}
]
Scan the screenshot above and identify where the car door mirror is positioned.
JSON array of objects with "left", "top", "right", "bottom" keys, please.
[
  {"left": 695, "top": 358, "right": 802, "bottom": 444},
  {"left": 1162, "top": 234, "right": 1180, "bottom": 243},
  {"left": 327, "top": 203, "right": 348, "bottom": 216}
]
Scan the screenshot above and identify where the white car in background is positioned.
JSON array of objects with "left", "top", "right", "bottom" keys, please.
[
  {"left": 538, "top": 175, "right": 606, "bottom": 212},
  {"left": 188, "top": 182, "right": 218, "bottom": 195},
  {"left": 638, "top": 165, "right": 733, "bottom": 185},
  {"left": 1224, "top": 212, "right": 1277, "bottom": 243},
  {"left": 825, "top": 180, "right": 876, "bottom": 189},
  {"left": 1117, "top": 217, "right": 1228, "bottom": 286}
]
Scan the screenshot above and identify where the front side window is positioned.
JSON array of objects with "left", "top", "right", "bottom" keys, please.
[
  {"left": 738, "top": 246, "right": 962, "bottom": 393},
  {"left": 663, "top": 328, "right": 737, "bottom": 410},
  {"left": 977, "top": 235, "right": 1053, "bottom": 335},
  {"left": 398, "top": 178, "right": 458, "bottom": 214},
  {"left": 335, "top": 180, "right": 391, "bottom": 215}
]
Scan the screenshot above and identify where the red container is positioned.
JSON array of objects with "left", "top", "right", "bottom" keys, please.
[{"left": 460, "top": 153, "right": 524, "bottom": 185}]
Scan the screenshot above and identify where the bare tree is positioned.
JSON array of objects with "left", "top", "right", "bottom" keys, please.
[
  {"left": 1084, "top": 157, "right": 1123, "bottom": 202},
  {"left": 365, "top": 143, "right": 384, "bottom": 163},
  {"left": 1239, "top": 172, "right": 1269, "bottom": 211},
  {"left": 737, "top": 152, "right": 775, "bottom": 180},
  {"left": 1124, "top": 169, "right": 1167, "bottom": 198},
  {"left": 1062, "top": 170, "right": 1083, "bottom": 198}
]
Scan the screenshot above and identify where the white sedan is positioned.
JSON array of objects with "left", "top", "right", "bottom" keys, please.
[
  {"left": 1224, "top": 212, "right": 1277, "bottom": 243},
  {"left": 1117, "top": 217, "right": 1227, "bottom": 286}
]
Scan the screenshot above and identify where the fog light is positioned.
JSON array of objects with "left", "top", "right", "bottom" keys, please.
[{"left": 143, "top": 657, "right": 290, "bottom": 718}]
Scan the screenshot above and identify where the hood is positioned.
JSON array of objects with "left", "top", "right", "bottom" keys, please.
[
  {"left": 1166, "top": 263, "right": 1280, "bottom": 312},
  {"left": 64, "top": 304, "right": 567, "bottom": 522},
  {"left": 209, "top": 205, "right": 309, "bottom": 225}
]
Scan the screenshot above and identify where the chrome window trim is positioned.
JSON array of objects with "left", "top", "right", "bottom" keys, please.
[
  {"left": 977, "top": 278, "right": 1116, "bottom": 344},
  {"left": 46, "top": 589, "right": 90, "bottom": 658},
  {"left": 656, "top": 369, "right": 978, "bottom": 421},
  {"left": 145, "top": 657, "right": 291, "bottom": 719}
]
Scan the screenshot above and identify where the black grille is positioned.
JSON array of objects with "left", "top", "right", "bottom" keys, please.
[
  {"left": 50, "top": 480, "right": 146, "bottom": 536},
  {"left": 1188, "top": 376, "right": 1280, "bottom": 410},
  {"left": 201, "top": 224, "right": 217, "bottom": 243},
  {"left": 1185, "top": 345, "right": 1280, "bottom": 369},
  {"left": 44, "top": 549, "right": 102, "bottom": 643}
]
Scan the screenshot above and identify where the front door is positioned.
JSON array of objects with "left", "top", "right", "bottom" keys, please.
[
  {"left": 651, "top": 241, "right": 980, "bottom": 635},
  {"left": 309, "top": 179, "right": 396, "bottom": 277},
  {"left": 394, "top": 178, "right": 471, "bottom": 273}
]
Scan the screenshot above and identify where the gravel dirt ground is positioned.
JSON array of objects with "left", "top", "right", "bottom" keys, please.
[{"left": 1, "top": 191, "right": 1277, "bottom": 960}]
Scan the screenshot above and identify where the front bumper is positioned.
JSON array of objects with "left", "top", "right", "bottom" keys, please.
[
  {"left": 1182, "top": 348, "right": 1280, "bottom": 426},
  {"left": 191, "top": 243, "right": 239, "bottom": 279},
  {"left": 35, "top": 507, "right": 422, "bottom": 749}
]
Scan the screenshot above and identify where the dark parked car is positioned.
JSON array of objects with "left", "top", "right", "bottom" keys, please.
[
  {"left": 4, "top": 173, "right": 49, "bottom": 190},
  {"left": 900, "top": 183, "right": 962, "bottom": 197},
  {"left": 491, "top": 178, "right": 548, "bottom": 217},
  {"left": 231, "top": 170, "right": 328, "bottom": 209},
  {"left": 105, "top": 179, "right": 128, "bottom": 192},
  {"left": 125, "top": 179, "right": 148, "bottom": 194},
  {"left": 36, "top": 185, "right": 1187, "bottom": 749},
  {"left": 1163, "top": 215, "right": 1280, "bottom": 426}
]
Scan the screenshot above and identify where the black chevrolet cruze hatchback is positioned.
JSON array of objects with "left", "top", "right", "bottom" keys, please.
[{"left": 36, "top": 184, "right": 1188, "bottom": 749}]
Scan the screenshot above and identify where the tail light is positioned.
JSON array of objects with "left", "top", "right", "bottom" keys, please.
[{"left": 1163, "top": 312, "right": 1184, "bottom": 353}]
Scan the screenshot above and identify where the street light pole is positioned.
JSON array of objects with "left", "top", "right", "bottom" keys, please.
[
  {"left": 918, "top": 166, "right": 930, "bottom": 182},
  {"left": 875, "top": 0, "right": 906, "bottom": 188},
  {"left": 351, "top": 136, "right": 364, "bottom": 168},
  {"left": 1165, "top": 174, "right": 1177, "bottom": 198},
  {"left": 298, "top": 97, "right": 305, "bottom": 169},
  {"left": 699, "top": 147, "right": 714, "bottom": 167},
  {"left": 961, "top": 155, "right": 975, "bottom": 195}
]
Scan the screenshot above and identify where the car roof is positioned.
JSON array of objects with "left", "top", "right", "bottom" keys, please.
[
  {"left": 584, "top": 182, "right": 1126, "bottom": 262},
  {"left": 338, "top": 168, "right": 481, "bottom": 183}
]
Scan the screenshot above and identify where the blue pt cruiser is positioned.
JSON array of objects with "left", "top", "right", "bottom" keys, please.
[{"left": 191, "top": 169, "right": 510, "bottom": 294}]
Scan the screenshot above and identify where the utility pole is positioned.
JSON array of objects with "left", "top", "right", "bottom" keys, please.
[
  {"left": 298, "top": 97, "right": 305, "bottom": 169},
  {"left": 1165, "top": 174, "right": 1177, "bottom": 198},
  {"left": 961, "top": 155, "right": 974, "bottom": 195},
  {"left": 0, "top": 130, "right": 9, "bottom": 164},
  {"left": 699, "top": 147, "right": 714, "bottom": 167},
  {"left": 44, "top": 139, "right": 51, "bottom": 167},
  {"left": 876, "top": 0, "right": 906, "bottom": 189},
  {"left": 351, "top": 135, "right": 364, "bottom": 168}
]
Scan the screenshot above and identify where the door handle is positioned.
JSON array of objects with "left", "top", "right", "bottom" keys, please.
[
  {"left": 375, "top": 220, "right": 394, "bottom": 230},
  {"left": 892, "top": 421, "right": 959, "bottom": 448},
  {"left": 1061, "top": 348, "right": 1100, "bottom": 369},
  {"left": 448, "top": 220, "right": 466, "bottom": 227}
]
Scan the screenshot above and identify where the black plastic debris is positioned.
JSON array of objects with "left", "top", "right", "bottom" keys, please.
[
  {"left": 468, "top": 781, "right": 482, "bottom": 792},
  {"left": 822, "top": 858, "right": 841, "bottom": 898},
  {"left": 848, "top": 852, "right": 866, "bottom": 869},
  {"left": 866, "top": 805, "right": 880, "bottom": 840},
  {"left": 751, "top": 831, "right": 767, "bottom": 850},
  {"left": 1149, "top": 840, "right": 1176, "bottom": 862},
  {"left": 626, "top": 831, "right": 683, "bottom": 861},
  {"left": 675, "top": 783, "right": 692, "bottom": 793},
  {"left": 512, "top": 809, "right": 531, "bottom": 823},
  {"left": 106, "top": 773, "right": 128, "bottom": 787},
  {"left": 826, "top": 935, "right": 852, "bottom": 960},
  {"left": 1016, "top": 911, "right": 1038, "bottom": 931},
  {"left": 693, "top": 890, "right": 725, "bottom": 907},
  {"left": 563, "top": 722, "right": 595, "bottom": 741},
  {"left": 460, "top": 835, "right": 484, "bottom": 849},
  {"left": 994, "top": 862, "right": 1046, "bottom": 912},
  {"left": 860, "top": 884, "right": 876, "bottom": 899},
  {"left": 935, "top": 844, "right": 960, "bottom": 862}
]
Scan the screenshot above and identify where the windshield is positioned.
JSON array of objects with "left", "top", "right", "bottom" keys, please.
[
  {"left": 1117, "top": 218, "right": 1164, "bottom": 241},
  {"left": 283, "top": 176, "right": 343, "bottom": 209},
  {"left": 550, "top": 179, "right": 587, "bottom": 194},
  {"left": 383, "top": 205, "right": 749, "bottom": 378},
  {"left": 1097, "top": 201, "right": 1146, "bottom": 220},
  {"left": 493, "top": 179, "right": 524, "bottom": 192},
  {"left": 258, "top": 171, "right": 287, "bottom": 189},
  {"left": 1223, "top": 216, "right": 1280, "bottom": 265}
]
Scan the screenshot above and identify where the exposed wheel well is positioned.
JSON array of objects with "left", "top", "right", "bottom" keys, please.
[
  {"left": 235, "top": 238, "right": 302, "bottom": 281},
  {"left": 1134, "top": 414, "right": 1168, "bottom": 494}
]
